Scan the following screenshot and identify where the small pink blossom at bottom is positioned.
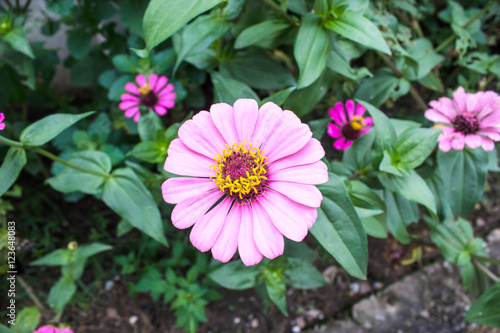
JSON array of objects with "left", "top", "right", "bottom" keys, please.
[
  {"left": 32, "top": 326, "right": 73, "bottom": 333},
  {"left": 119, "top": 73, "right": 176, "bottom": 123},
  {"left": 0, "top": 113, "right": 5, "bottom": 130},
  {"left": 327, "top": 100, "right": 373, "bottom": 151},
  {"left": 162, "top": 99, "right": 328, "bottom": 266},
  {"left": 425, "top": 87, "right": 500, "bottom": 152}
]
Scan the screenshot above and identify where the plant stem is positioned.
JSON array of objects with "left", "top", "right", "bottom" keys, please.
[
  {"left": 435, "top": 0, "right": 499, "bottom": 53},
  {"left": 31, "top": 147, "right": 109, "bottom": 178},
  {"left": 261, "top": 0, "right": 299, "bottom": 27},
  {"left": 376, "top": 51, "right": 428, "bottom": 111},
  {"left": 18, "top": 276, "right": 48, "bottom": 313},
  {"left": 471, "top": 254, "right": 500, "bottom": 266},
  {"left": 473, "top": 259, "right": 500, "bottom": 283}
]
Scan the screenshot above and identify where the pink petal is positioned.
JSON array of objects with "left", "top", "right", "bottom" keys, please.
[
  {"left": 425, "top": 108, "right": 454, "bottom": 124},
  {"left": 164, "top": 138, "right": 215, "bottom": 177},
  {"left": 171, "top": 190, "right": 224, "bottom": 229},
  {"left": 479, "top": 111, "right": 500, "bottom": 128},
  {"left": 238, "top": 204, "right": 263, "bottom": 266},
  {"left": 135, "top": 74, "right": 147, "bottom": 87},
  {"left": 155, "top": 76, "right": 168, "bottom": 92},
  {"left": 438, "top": 136, "right": 452, "bottom": 152},
  {"left": 465, "top": 134, "right": 483, "bottom": 149},
  {"left": 159, "top": 99, "right": 175, "bottom": 109},
  {"left": 251, "top": 201, "right": 284, "bottom": 259},
  {"left": 0, "top": 123, "right": 5, "bottom": 130},
  {"left": 343, "top": 139, "right": 353, "bottom": 150},
  {"left": 133, "top": 112, "right": 140, "bottom": 123},
  {"left": 327, "top": 123, "right": 342, "bottom": 138},
  {"left": 124, "top": 82, "right": 140, "bottom": 95},
  {"left": 476, "top": 91, "right": 500, "bottom": 118},
  {"left": 212, "top": 205, "right": 241, "bottom": 263},
  {"left": 271, "top": 138, "right": 325, "bottom": 171},
  {"left": 363, "top": 117, "right": 373, "bottom": 126},
  {"left": 124, "top": 107, "right": 139, "bottom": 118},
  {"left": 333, "top": 137, "right": 346, "bottom": 150},
  {"left": 154, "top": 105, "right": 167, "bottom": 116},
  {"left": 429, "top": 98, "right": 457, "bottom": 119},
  {"left": 355, "top": 103, "right": 366, "bottom": 117},
  {"left": 451, "top": 135, "right": 465, "bottom": 150},
  {"left": 259, "top": 190, "right": 314, "bottom": 241},
  {"left": 345, "top": 100, "right": 355, "bottom": 120},
  {"left": 481, "top": 136, "right": 495, "bottom": 151},
  {"left": 178, "top": 112, "right": 226, "bottom": 159},
  {"left": 329, "top": 104, "right": 346, "bottom": 125},
  {"left": 119, "top": 100, "right": 139, "bottom": 111},
  {"left": 268, "top": 160, "right": 328, "bottom": 184},
  {"left": 211, "top": 102, "right": 239, "bottom": 145},
  {"left": 158, "top": 82, "right": 174, "bottom": 95},
  {"left": 148, "top": 73, "right": 158, "bottom": 89},
  {"left": 190, "top": 197, "right": 233, "bottom": 252},
  {"left": 121, "top": 93, "right": 140, "bottom": 102},
  {"left": 233, "top": 99, "right": 259, "bottom": 143},
  {"left": 251, "top": 102, "right": 284, "bottom": 148},
  {"left": 452, "top": 87, "right": 467, "bottom": 113},
  {"left": 162, "top": 177, "right": 217, "bottom": 204}
]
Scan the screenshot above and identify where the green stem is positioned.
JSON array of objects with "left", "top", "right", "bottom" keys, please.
[
  {"left": 473, "top": 259, "right": 500, "bottom": 283},
  {"left": 471, "top": 254, "right": 500, "bottom": 266},
  {"left": 76, "top": 279, "right": 95, "bottom": 299},
  {"left": 435, "top": 0, "right": 498, "bottom": 53},
  {"left": 18, "top": 276, "right": 48, "bottom": 313},
  {"left": 30, "top": 147, "right": 109, "bottom": 178},
  {"left": 261, "top": 0, "right": 299, "bottom": 27}
]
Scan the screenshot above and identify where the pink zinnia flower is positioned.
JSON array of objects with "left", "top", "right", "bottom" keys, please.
[
  {"left": 162, "top": 99, "right": 328, "bottom": 266},
  {"left": 425, "top": 87, "right": 500, "bottom": 152},
  {"left": 119, "top": 74, "right": 176, "bottom": 122},
  {"left": 0, "top": 113, "right": 5, "bottom": 130},
  {"left": 327, "top": 100, "right": 373, "bottom": 151},
  {"left": 32, "top": 326, "right": 73, "bottom": 333}
]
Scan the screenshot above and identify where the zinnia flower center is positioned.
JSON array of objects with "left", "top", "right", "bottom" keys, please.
[
  {"left": 139, "top": 83, "right": 159, "bottom": 108},
  {"left": 341, "top": 116, "right": 365, "bottom": 140},
  {"left": 453, "top": 113, "right": 479, "bottom": 135},
  {"left": 210, "top": 142, "right": 269, "bottom": 202}
]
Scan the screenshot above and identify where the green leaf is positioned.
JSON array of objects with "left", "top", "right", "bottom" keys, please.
[
  {"left": 294, "top": 13, "right": 332, "bottom": 89},
  {"left": 265, "top": 269, "right": 288, "bottom": 316},
  {"left": 14, "top": 307, "right": 40, "bottom": 333},
  {"left": 393, "top": 128, "right": 440, "bottom": 170},
  {"left": 358, "top": 100, "right": 396, "bottom": 151},
  {"left": 355, "top": 68, "right": 409, "bottom": 106},
  {"left": 103, "top": 167, "right": 168, "bottom": 246},
  {"left": 143, "top": 0, "right": 223, "bottom": 52},
  {"left": 378, "top": 170, "right": 436, "bottom": 214},
  {"left": 20, "top": 112, "right": 95, "bottom": 146},
  {"left": 327, "top": 49, "right": 372, "bottom": 80},
  {"left": 343, "top": 129, "right": 375, "bottom": 171},
  {"left": 465, "top": 282, "right": 500, "bottom": 326},
  {"left": 307, "top": 118, "right": 331, "bottom": 141},
  {"left": 437, "top": 148, "right": 489, "bottom": 217},
  {"left": 384, "top": 190, "right": 415, "bottom": 244},
  {"left": 47, "top": 151, "right": 111, "bottom": 195},
  {"left": 361, "top": 213, "right": 387, "bottom": 238},
  {"left": 46, "top": 0, "right": 74, "bottom": 16},
  {"left": 2, "top": 28, "right": 34, "bottom": 59},
  {"left": 285, "top": 258, "right": 327, "bottom": 289},
  {"left": 209, "top": 261, "right": 260, "bottom": 290},
  {"left": 223, "top": 0, "right": 245, "bottom": 19},
  {"left": 430, "top": 218, "right": 478, "bottom": 264},
  {"left": 348, "top": 180, "right": 385, "bottom": 214},
  {"left": 0, "top": 148, "right": 26, "bottom": 197},
  {"left": 30, "top": 249, "right": 70, "bottom": 266},
  {"left": 117, "top": 219, "right": 134, "bottom": 237},
  {"left": 67, "top": 29, "right": 92, "bottom": 59},
  {"left": 311, "top": 173, "right": 368, "bottom": 279},
  {"left": 120, "top": 0, "right": 148, "bottom": 36},
  {"left": 260, "top": 87, "right": 296, "bottom": 107},
  {"left": 48, "top": 277, "right": 77, "bottom": 315},
  {"left": 235, "top": 19, "right": 290, "bottom": 49},
  {"left": 75, "top": 243, "right": 112, "bottom": 259},
  {"left": 138, "top": 111, "right": 164, "bottom": 142},
  {"left": 407, "top": 38, "right": 444, "bottom": 80},
  {"left": 211, "top": 71, "right": 259, "bottom": 105},
  {"left": 112, "top": 54, "right": 140, "bottom": 73},
  {"left": 325, "top": 11, "right": 390, "bottom": 55},
  {"left": 108, "top": 75, "right": 134, "bottom": 101},
  {"left": 174, "top": 13, "right": 230, "bottom": 72},
  {"left": 390, "top": 118, "right": 421, "bottom": 138},
  {"left": 128, "top": 141, "right": 165, "bottom": 163}
]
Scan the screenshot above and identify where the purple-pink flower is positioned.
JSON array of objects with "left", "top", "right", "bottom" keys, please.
[
  {"left": 425, "top": 87, "right": 500, "bottom": 152},
  {"left": 162, "top": 99, "right": 328, "bottom": 266},
  {"left": 0, "top": 113, "right": 5, "bottom": 130},
  {"left": 327, "top": 100, "right": 373, "bottom": 151},
  {"left": 32, "top": 326, "right": 73, "bottom": 333},
  {"left": 119, "top": 74, "right": 176, "bottom": 123}
]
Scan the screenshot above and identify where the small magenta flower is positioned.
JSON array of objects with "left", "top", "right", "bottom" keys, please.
[
  {"left": 119, "top": 74, "right": 176, "bottom": 122},
  {"left": 327, "top": 100, "right": 373, "bottom": 151},
  {"left": 0, "top": 113, "right": 5, "bottom": 130},
  {"left": 32, "top": 326, "right": 73, "bottom": 333},
  {"left": 162, "top": 99, "right": 328, "bottom": 266},
  {"left": 425, "top": 87, "right": 500, "bottom": 152}
]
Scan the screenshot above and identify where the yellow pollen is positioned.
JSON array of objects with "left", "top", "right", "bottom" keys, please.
[
  {"left": 139, "top": 83, "right": 151, "bottom": 95},
  {"left": 350, "top": 116, "right": 365, "bottom": 131},
  {"left": 210, "top": 142, "right": 269, "bottom": 200}
]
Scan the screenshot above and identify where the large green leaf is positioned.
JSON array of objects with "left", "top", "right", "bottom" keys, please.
[
  {"left": 75, "top": 243, "right": 112, "bottom": 260},
  {"left": 211, "top": 71, "right": 259, "bottom": 105},
  {"left": 143, "top": 0, "right": 223, "bottom": 51},
  {"left": 437, "top": 148, "right": 489, "bottom": 217},
  {"left": 235, "top": 20, "right": 290, "bottom": 49},
  {"left": 20, "top": 112, "right": 95, "bottom": 146},
  {"left": 465, "top": 282, "right": 500, "bottom": 326},
  {"left": 14, "top": 307, "right": 40, "bottom": 333},
  {"left": 67, "top": 29, "right": 92, "bottom": 59},
  {"left": 384, "top": 190, "right": 419, "bottom": 244},
  {"left": 343, "top": 129, "right": 375, "bottom": 171},
  {"left": 47, "top": 277, "right": 77, "bottom": 315},
  {"left": 393, "top": 128, "right": 440, "bottom": 170},
  {"left": 461, "top": 261, "right": 489, "bottom": 300},
  {"left": 0, "top": 148, "right": 26, "bottom": 197},
  {"left": 209, "top": 261, "right": 260, "bottom": 290},
  {"left": 355, "top": 68, "right": 409, "bottom": 107},
  {"left": 103, "top": 167, "right": 168, "bottom": 246},
  {"left": 30, "top": 249, "right": 70, "bottom": 266},
  {"left": 285, "top": 258, "right": 327, "bottom": 289},
  {"left": 173, "top": 13, "right": 230, "bottom": 71},
  {"left": 358, "top": 100, "right": 396, "bottom": 153},
  {"left": 294, "top": 13, "right": 332, "bottom": 89},
  {"left": 2, "top": 28, "right": 34, "bottom": 59},
  {"left": 264, "top": 269, "right": 288, "bottom": 316},
  {"left": 47, "top": 151, "right": 111, "bottom": 195},
  {"left": 311, "top": 173, "right": 368, "bottom": 279},
  {"left": 407, "top": 38, "right": 444, "bottom": 80},
  {"left": 324, "top": 11, "right": 390, "bottom": 55}
]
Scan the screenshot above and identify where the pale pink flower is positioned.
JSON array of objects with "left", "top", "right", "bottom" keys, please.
[
  {"left": 327, "top": 100, "right": 373, "bottom": 151},
  {"left": 32, "top": 326, "right": 73, "bottom": 333},
  {"left": 425, "top": 87, "right": 500, "bottom": 152},
  {"left": 0, "top": 113, "right": 5, "bottom": 130},
  {"left": 162, "top": 99, "right": 328, "bottom": 266},
  {"left": 119, "top": 74, "right": 176, "bottom": 122}
]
